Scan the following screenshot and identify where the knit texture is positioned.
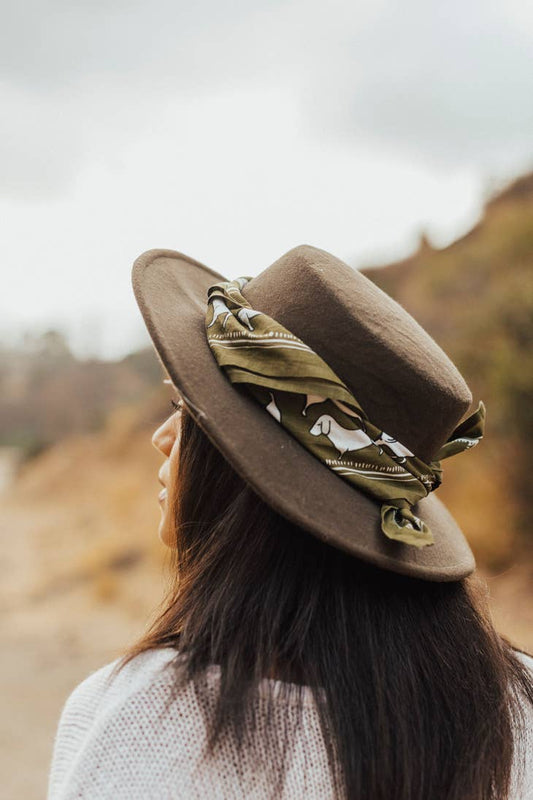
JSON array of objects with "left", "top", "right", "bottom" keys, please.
[{"left": 47, "top": 647, "right": 533, "bottom": 800}]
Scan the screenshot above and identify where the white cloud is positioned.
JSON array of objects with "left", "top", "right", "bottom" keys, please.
[
  {"left": 2, "top": 0, "right": 532, "bottom": 197},
  {"left": 0, "top": 87, "right": 482, "bottom": 358},
  {"left": 302, "top": 0, "right": 533, "bottom": 167},
  {"left": 0, "top": 0, "right": 531, "bottom": 357}
]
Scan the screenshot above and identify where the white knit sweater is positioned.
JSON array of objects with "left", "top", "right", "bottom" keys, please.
[{"left": 47, "top": 647, "right": 533, "bottom": 800}]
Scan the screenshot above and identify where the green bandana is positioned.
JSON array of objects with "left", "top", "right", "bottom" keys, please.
[{"left": 205, "top": 277, "right": 486, "bottom": 548}]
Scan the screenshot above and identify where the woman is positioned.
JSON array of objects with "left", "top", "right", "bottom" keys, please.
[{"left": 48, "top": 245, "right": 533, "bottom": 800}]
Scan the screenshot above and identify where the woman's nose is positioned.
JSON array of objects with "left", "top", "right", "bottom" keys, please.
[{"left": 151, "top": 418, "right": 175, "bottom": 457}]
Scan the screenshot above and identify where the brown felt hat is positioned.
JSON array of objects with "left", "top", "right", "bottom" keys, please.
[{"left": 132, "top": 244, "right": 476, "bottom": 582}]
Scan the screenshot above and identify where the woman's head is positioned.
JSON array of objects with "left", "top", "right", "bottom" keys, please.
[{"left": 121, "top": 396, "right": 533, "bottom": 800}]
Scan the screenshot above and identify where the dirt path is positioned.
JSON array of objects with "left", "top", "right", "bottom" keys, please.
[{"left": 1, "top": 494, "right": 165, "bottom": 800}]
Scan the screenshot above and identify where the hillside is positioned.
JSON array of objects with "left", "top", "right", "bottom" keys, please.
[
  {"left": 362, "top": 172, "right": 533, "bottom": 559},
  {"left": 0, "top": 331, "right": 162, "bottom": 455}
]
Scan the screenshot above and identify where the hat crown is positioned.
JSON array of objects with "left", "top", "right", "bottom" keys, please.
[{"left": 242, "top": 245, "right": 472, "bottom": 464}]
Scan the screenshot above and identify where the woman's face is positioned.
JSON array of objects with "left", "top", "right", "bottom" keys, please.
[{"left": 151, "top": 383, "right": 182, "bottom": 547}]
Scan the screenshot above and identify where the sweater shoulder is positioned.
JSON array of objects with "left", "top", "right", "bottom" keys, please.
[
  {"left": 47, "top": 648, "right": 185, "bottom": 800},
  {"left": 510, "top": 649, "right": 533, "bottom": 800},
  {"left": 47, "top": 649, "right": 330, "bottom": 800},
  {"left": 68, "top": 647, "right": 178, "bottom": 704},
  {"left": 53, "top": 647, "right": 179, "bottom": 735},
  {"left": 515, "top": 649, "right": 533, "bottom": 675}
]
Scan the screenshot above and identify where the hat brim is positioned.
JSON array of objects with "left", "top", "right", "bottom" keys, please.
[{"left": 132, "top": 248, "right": 476, "bottom": 582}]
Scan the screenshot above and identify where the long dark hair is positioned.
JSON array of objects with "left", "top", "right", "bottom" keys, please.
[{"left": 118, "top": 404, "right": 533, "bottom": 800}]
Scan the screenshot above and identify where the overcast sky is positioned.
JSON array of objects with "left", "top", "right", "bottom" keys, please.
[{"left": 2, "top": 0, "right": 532, "bottom": 359}]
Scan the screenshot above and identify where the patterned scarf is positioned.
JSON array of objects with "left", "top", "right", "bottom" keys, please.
[{"left": 205, "top": 277, "right": 485, "bottom": 548}]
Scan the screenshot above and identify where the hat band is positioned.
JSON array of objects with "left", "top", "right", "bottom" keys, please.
[{"left": 205, "top": 277, "right": 485, "bottom": 548}]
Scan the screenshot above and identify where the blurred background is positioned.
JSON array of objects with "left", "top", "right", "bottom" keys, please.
[{"left": 1, "top": 1, "right": 532, "bottom": 797}]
